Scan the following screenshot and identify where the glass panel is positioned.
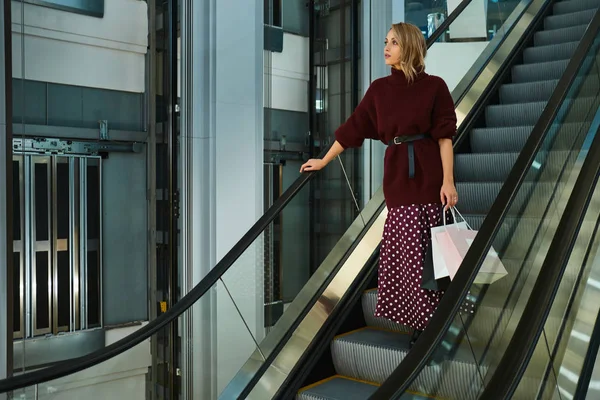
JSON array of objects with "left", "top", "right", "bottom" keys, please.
[
  {"left": 406, "top": 0, "right": 522, "bottom": 41},
  {"left": 514, "top": 175, "right": 600, "bottom": 399},
  {"left": 425, "top": 0, "right": 533, "bottom": 98},
  {"left": 395, "top": 31, "right": 600, "bottom": 400},
  {"left": 263, "top": 159, "right": 368, "bottom": 334}
]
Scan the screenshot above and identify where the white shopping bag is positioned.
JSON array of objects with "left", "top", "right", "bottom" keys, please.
[
  {"left": 431, "top": 207, "right": 468, "bottom": 280},
  {"left": 433, "top": 207, "right": 508, "bottom": 284}
]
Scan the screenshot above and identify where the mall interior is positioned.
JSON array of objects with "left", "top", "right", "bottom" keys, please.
[{"left": 0, "top": 0, "right": 599, "bottom": 399}]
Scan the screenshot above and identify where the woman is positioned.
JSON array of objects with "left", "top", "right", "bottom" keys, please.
[{"left": 300, "top": 22, "right": 458, "bottom": 347}]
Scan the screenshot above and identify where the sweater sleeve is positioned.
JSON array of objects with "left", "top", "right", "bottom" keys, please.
[
  {"left": 334, "top": 83, "right": 379, "bottom": 149},
  {"left": 430, "top": 78, "right": 457, "bottom": 140}
]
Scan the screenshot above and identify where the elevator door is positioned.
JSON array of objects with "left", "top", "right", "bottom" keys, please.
[{"left": 13, "top": 155, "right": 102, "bottom": 339}]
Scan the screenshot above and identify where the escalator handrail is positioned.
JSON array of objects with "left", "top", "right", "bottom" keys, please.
[
  {"left": 0, "top": 0, "right": 474, "bottom": 393},
  {"left": 372, "top": 6, "right": 600, "bottom": 399},
  {"left": 482, "top": 49, "right": 600, "bottom": 399}
]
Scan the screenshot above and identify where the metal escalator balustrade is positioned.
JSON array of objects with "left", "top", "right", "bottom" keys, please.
[{"left": 294, "top": 2, "right": 600, "bottom": 400}]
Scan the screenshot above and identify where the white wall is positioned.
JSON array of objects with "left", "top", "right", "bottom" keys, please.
[
  {"left": 264, "top": 33, "right": 309, "bottom": 112},
  {"left": 11, "top": 0, "right": 147, "bottom": 93},
  {"left": 426, "top": 42, "right": 489, "bottom": 92},
  {"left": 33, "top": 324, "right": 151, "bottom": 399},
  {"left": 179, "top": 0, "right": 264, "bottom": 398}
]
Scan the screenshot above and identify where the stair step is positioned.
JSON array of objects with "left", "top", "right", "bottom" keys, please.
[
  {"left": 331, "top": 328, "right": 487, "bottom": 399},
  {"left": 552, "top": 0, "right": 599, "bottom": 15},
  {"left": 544, "top": 8, "right": 596, "bottom": 30},
  {"left": 523, "top": 41, "right": 579, "bottom": 64},
  {"left": 485, "top": 101, "right": 547, "bottom": 128},
  {"left": 297, "top": 376, "right": 378, "bottom": 400},
  {"left": 499, "top": 79, "right": 559, "bottom": 104},
  {"left": 455, "top": 153, "right": 519, "bottom": 182},
  {"left": 534, "top": 24, "right": 588, "bottom": 46},
  {"left": 512, "top": 59, "right": 569, "bottom": 83},
  {"left": 470, "top": 126, "right": 533, "bottom": 153}
]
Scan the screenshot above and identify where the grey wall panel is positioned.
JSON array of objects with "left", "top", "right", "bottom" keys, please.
[
  {"left": 12, "top": 78, "right": 144, "bottom": 132},
  {"left": 282, "top": 0, "right": 309, "bottom": 36},
  {"left": 102, "top": 150, "right": 148, "bottom": 325},
  {"left": 12, "top": 79, "right": 46, "bottom": 125},
  {"left": 47, "top": 83, "right": 83, "bottom": 127},
  {"left": 264, "top": 108, "right": 308, "bottom": 143},
  {"left": 81, "top": 86, "right": 143, "bottom": 131}
]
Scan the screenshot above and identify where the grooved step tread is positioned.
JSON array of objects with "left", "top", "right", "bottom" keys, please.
[{"left": 297, "top": 376, "right": 440, "bottom": 400}]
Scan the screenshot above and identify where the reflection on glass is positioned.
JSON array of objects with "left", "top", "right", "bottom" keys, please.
[
  {"left": 518, "top": 174, "right": 600, "bottom": 399},
  {"left": 406, "top": 0, "right": 522, "bottom": 41}
]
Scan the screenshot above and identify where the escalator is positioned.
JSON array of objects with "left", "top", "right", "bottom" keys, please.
[
  {"left": 293, "top": 1, "right": 600, "bottom": 399},
  {"left": 1, "top": 1, "right": 600, "bottom": 400}
]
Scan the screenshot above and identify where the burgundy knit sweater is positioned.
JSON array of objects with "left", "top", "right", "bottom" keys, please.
[{"left": 335, "top": 68, "right": 457, "bottom": 208}]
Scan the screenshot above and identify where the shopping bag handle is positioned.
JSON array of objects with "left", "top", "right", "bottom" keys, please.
[{"left": 442, "top": 206, "right": 472, "bottom": 230}]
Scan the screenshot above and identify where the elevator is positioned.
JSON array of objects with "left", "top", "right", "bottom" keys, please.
[{"left": 12, "top": 153, "right": 101, "bottom": 340}]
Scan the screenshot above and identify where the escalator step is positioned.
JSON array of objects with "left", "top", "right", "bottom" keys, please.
[
  {"left": 297, "top": 376, "right": 378, "bottom": 400},
  {"left": 523, "top": 41, "right": 579, "bottom": 64},
  {"left": 470, "top": 126, "right": 532, "bottom": 153},
  {"left": 297, "top": 376, "right": 435, "bottom": 400},
  {"left": 499, "top": 79, "right": 559, "bottom": 104},
  {"left": 552, "top": 0, "right": 599, "bottom": 16},
  {"left": 544, "top": 8, "right": 596, "bottom": 30},
  {"left": 331, "top": 328, "right": 487, "bottom": 399},
  {"left": 512, "top": 59, "right": 569, "bottom": 83},
  {"left": 331, "top": 328, "right": 409, "bottom": 383},
  {"left": 534, "top": 24, "right": 587, "bottom": 46},
  {"left": 455, "top": 153, "right": 519, "bottom": 182},
  {"left": 485, "top": 101, "right": 547, "bottom": 127},
  {"left": 362, "top": 290, "right": 411, "bottom": 334},
  {"left": 470, "top": 122, "right": 593, "bottom": 153}
]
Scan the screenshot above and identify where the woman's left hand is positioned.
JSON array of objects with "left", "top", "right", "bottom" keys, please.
[{"left": 440, "top": 182, "right": 458, "bottom": 210}]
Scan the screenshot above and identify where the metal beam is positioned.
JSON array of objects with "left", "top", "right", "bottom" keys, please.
[{"left": 0, "top": 0, "right": 13, "bottom": 392}]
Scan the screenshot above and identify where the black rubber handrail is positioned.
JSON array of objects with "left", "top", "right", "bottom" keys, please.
[
  {"left": 0, "top": 0, "right": 474, "bottom": 393},
  {"left": 482, "top": 76, "right": 600, "bottom": 399},
  {"left": 372, "top": 6, "right": 600, "bottom": 399},
  {"left": 573, "top": 296, "right": 600, "bottom": 398}
]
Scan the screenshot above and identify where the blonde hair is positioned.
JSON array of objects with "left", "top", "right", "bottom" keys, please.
[{"left": 390, "top": 22, "right": 427, "bottom": 83}]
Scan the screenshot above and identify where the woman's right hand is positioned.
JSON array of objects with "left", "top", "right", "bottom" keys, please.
[{"left": 300, "top": 158, "right": 327, "bottom": 173}]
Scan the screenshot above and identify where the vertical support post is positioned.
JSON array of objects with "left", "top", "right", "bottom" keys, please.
[
  {"left": 166, "top": 0, "right": 179, "bottom": 398},
  {"left": 350, "top": 0, "right": 360, "bottom": 213},
  {"left": 146, "top": 0, "right": 158, "bottom": 398},
  {"left": 0, "top": 0, "right": 13, "bottom": 394},
  {"left": 308, "top": 0, "right": 317, "bottom": 273}
]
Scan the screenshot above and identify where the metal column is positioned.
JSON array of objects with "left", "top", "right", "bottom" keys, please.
[{"left": 0, "top": 0, "right": 14, "bottom": 391}]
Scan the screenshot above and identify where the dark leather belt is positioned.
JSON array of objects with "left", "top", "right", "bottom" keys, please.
[{"left": 387, "top": 134, "right": 429, "bottom": 178}]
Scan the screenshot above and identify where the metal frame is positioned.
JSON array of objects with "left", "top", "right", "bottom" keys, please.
[
  {"left": 52, "top": 156, "right": 69, "bottom": 334},
  {"left": 12, "top": 156, "right": 24, "bottom": 340},
  {"left": 14, "top": 153, "right": 102, "bottom": 340},
  {"left": 78, "top": 157, "right": 87, "bottom": 330},
  {"left": 32, "top": 155, "right": 52, "bottom": 337}
]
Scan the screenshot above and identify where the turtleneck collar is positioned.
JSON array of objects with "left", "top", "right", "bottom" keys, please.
[{"left": 389, "top": 67, "right": 427, "bottom": 85}]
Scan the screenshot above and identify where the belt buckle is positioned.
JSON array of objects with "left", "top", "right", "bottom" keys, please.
[{"left": 393, "top": 136, "right": 406, "bottom": 145}]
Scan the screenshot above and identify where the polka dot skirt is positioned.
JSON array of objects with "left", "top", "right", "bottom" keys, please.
[{"left": 374, "top": 203, "right": 475, "bottom": 331}]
